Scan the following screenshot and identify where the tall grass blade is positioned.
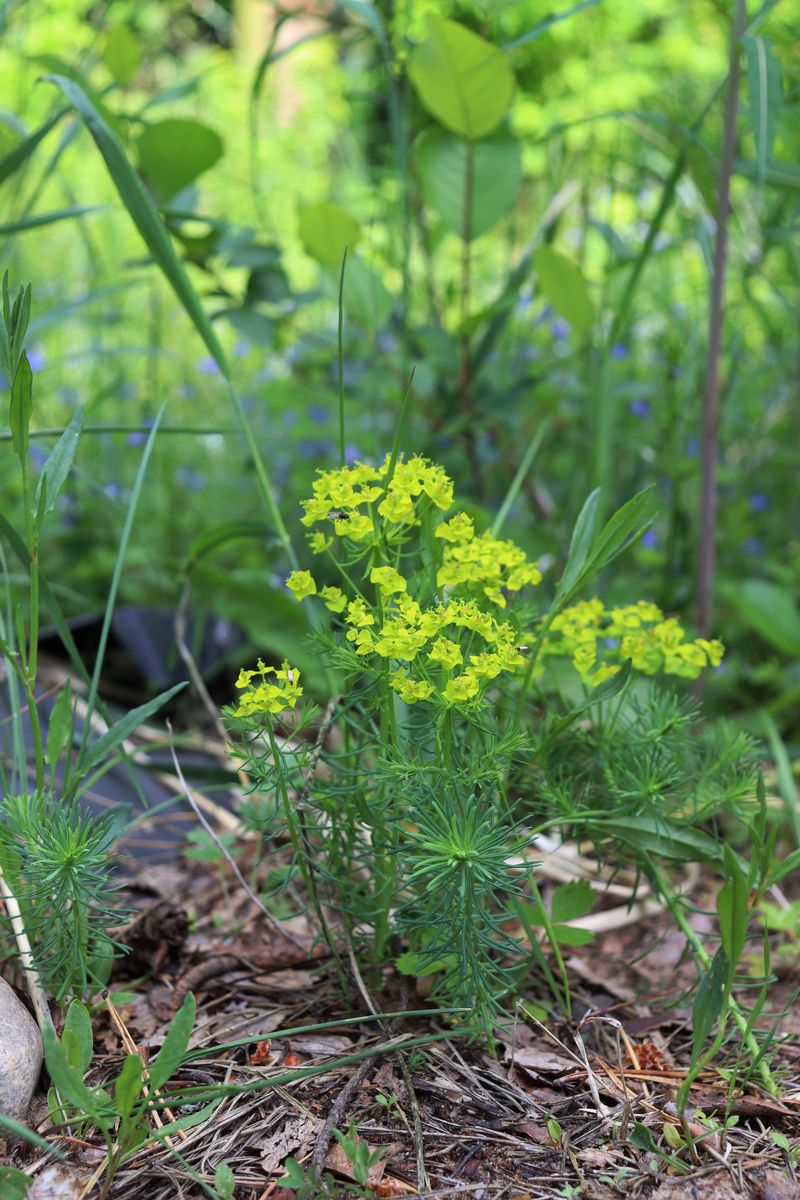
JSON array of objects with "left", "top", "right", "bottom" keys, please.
[{"left": 44, "top": 75, "right": 229, "bottom": 376}]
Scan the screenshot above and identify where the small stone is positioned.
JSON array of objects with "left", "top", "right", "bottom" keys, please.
[{"left": 0, "top": 977, "right": 43, "bottom": 1123}]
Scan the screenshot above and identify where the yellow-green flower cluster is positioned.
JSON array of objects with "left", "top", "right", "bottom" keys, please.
[
  {"left": 542, "top": 600, "right": 724, "bottom": 685},
  {"left": 435, "top": 514, "right": 542, "bottom": 607},
  {"left": 234, "top": 659, "right": 303, "bottom": 717},
  {"left": 348, "top": 592, "right": 528, "bottom": 708},
  {"left": 300, "top": 454, "right": 454, "bottom": 551}
]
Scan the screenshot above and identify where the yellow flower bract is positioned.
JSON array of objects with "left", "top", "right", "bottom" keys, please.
[
  {"left": 234, "top": 659, "right": 303, "bottom": 717},
  {"left": 543, "top": 600, "right": 724, "bottom": 684}
]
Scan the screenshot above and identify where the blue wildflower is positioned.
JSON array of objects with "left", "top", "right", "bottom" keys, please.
[
  {"left": 744, "top": 538, "right": 761, "bottom": 556},
  {"left": 749, "top": 492, "right": 769, "bottom": 512},
  {"left": 686, "top": 438, "right": 699, "bottom": 458},
  {"left": 197, "top": 355, "right": 220, "bottom": 376},
  {"left": 176, "top": 467, "right": 207, "bottom": 491},
  {"left": 611, "top": 342, "right": 629, "bottom": 360},
  {"left": 551, "top": 317, "right": 571, "bottom": 339},
  {"left": 629, "top": 399, "right": 650, "bottom": 418},
  {"left": 640, "top": 530, "right": 658, "bottom": 549},
  {"left": 29, "top": 445, "right": 48, "bottom": 470},
  {"left": 27, "top": 345, "right": 45, "bottom": 373}
]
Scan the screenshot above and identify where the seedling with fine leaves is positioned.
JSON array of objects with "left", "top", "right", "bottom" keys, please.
[{"left": 44, "top": 992, "right": 213, "bottom": 1198}]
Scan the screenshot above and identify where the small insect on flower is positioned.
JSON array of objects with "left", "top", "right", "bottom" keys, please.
[{"left": 327, "top": 509, "right": 350, "bottom": 522}]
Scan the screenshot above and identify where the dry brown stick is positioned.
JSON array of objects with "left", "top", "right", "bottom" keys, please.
[
  {"left": 166, "top": 721, "right": 307, "bottom": 951},
  {"left": 0, "top": 868, "right": 53, "bottom": 1038}
]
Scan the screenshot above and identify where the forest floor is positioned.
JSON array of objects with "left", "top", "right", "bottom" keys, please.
[{"left": 5, "top": 824, "right": 800, "bottom": 1200}]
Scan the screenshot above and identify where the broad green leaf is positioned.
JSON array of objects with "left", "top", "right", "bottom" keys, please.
[
  {"left": 43, "top": 1027, "right": 102, "bottom": 1120},
  {"left": 554, "top": 486, "right": 657, "bottom": 611},
  {"left": 137, "top": 119, "right": 223, "bottom": 202},
  {"left": 554, "top": 487, "right": 601, "bottom": 604},
  {"left": 742, "top": 36, "right": 782, "bottom": 184},
  {"left": 409, "top": 16, "right": 515, "bottom": 140},
  {"left": 45, "top": 76, "right": 229, "bottom": 377},
  {"left": 415, "top": 129, "right": 522, "bottom": 241},
  {"left": 278, "top": 1157, "right": 308, "bottom": 1189},
  {"left": 691, "top": 948, "right": 728, "bottom": 1061},
  {"left": 9, "top": 352, "right": 32, "bottom": 464},
  {"left": 395, "top": 950, "right": 454, "bottom": 977},
  {"left": 62, "top": 999, "right": 93, "bottom": 1074},
  {"left": 599, "top": 817, "right": 722, "bottom": 864},
  {"left": 727, "top": 579, "right": 800, "bottom": 657},
  {"left": 215, "top": 1163, "right": 236, "bottom": 1200},
  {"left": 148, "top": 992, "right": 196, "bottom": 1092},
  {"left": 102, "top": 24, "right": 140, "bottom": 87},
  {"left": 298, "top": 202, "right": 360, "bottom": 268},
  {"left": 340, "top": 253, "right": 393, "bottom": 330},
  {"left": 552, "top": 924, "right": 594, "bottom": 946},
  {"left": 717, "top": 846, "right": 749, "bottom": 976},
  {"left": 34, "top": 406, "right": 84, "bottom": 526},
  {"left": 78, "top": 680, "right": 187, "bottom": 777},
  {"left": 114, "top": 1054, "right": 144, "bottom": 1120},
  {"left": 46, "top": 681, "right": 73, "bottom": 773},
  {"left": 533, "top": 245, "right": 595, "bottom": 335},
  {"left": 0, "top": 1166, "right": 32, "bottom": 1199},
  {"left": 551, "top": 879, "right": 595, "bottom": 924}
]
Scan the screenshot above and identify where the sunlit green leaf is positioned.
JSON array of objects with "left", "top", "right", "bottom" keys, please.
[
  {"left": 137, "top": 119, "right": 223, "bottom": 202},
  {"left": 409, "top": 16, "right": 515, "bottom": 140},
  {"left": 298, "top": 202, "right": 360, "bottom": 268}
]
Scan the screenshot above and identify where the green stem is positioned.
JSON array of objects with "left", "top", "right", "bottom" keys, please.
[{"left": 653, "top": 864, "right": 777, "bottom": 1097}]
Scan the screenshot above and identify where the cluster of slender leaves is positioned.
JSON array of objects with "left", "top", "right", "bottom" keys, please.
[{"left": 43, "top": 992, "right": 212, "bottom": 1197}]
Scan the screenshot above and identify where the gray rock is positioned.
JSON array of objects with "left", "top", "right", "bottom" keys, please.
[{"left": 0, "top": 976, "right": 43, "bottom": 1123}]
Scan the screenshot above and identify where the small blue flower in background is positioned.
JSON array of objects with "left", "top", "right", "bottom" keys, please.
[
  {"left": 29, "top": 445, "right": 48, "bottom": 470},
  {"left": 176, "top": 466, "right": 207, "bottom": 491},
  {"left": 309, "top": 404, "right": 328, "bottom": 424},
  {"left": 59, "top": 386, "right": 79, "bottom": 404},
  {"left": 129, "top": 417, "right": 155, "bottom": 446},
  {"left": 640, "top": 529, "right": 658, "bottom": 549},
  {"left": 345, "top": 444, "right": 360, "bottom": 466},
  {"left": 610, "top": 342, "right": 629, "bottom": 360},
  {"left": 749, "top": 492, "right": 769, "bottom": 512},
  {"left": 234, "top": 339, "right": 251, "bottom": 359},
  {"left": 181, "top": 382, "right": 197, "bottom": 399},
  {"left": 27, "top": 345, "right": 46, "bottom": 373},
  {"left": 104, "top": 482, "right": 121, "bottom": 501},
  {"left": 282, "top": 410, "right": 298, "bottom": 427},
  {"left": 516, "top": 290, "right": 532, "bottom": 313},
  {"left": 197, "top": 355, "right": 220, "bottom": 376},
  {"left": 298, "top": 438, "right": 333, "bottom": 461},
  {"left": 686, "top": 437, "right": 699, "bottom": 458},
  {"left": 603, "top": 636, "right": 620, "bottom": 649},
  {"left": 629, "top": 399, "right": 650, "bottom": 418},
  {"left": 744, "top": 538, "right": 762, "bottom": 556},
  {"left": 377, "top": 332, "right": 398, "bottom": 354},
  {"left": 551, "top": 317, "right": 571, "bottom": 340}
]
